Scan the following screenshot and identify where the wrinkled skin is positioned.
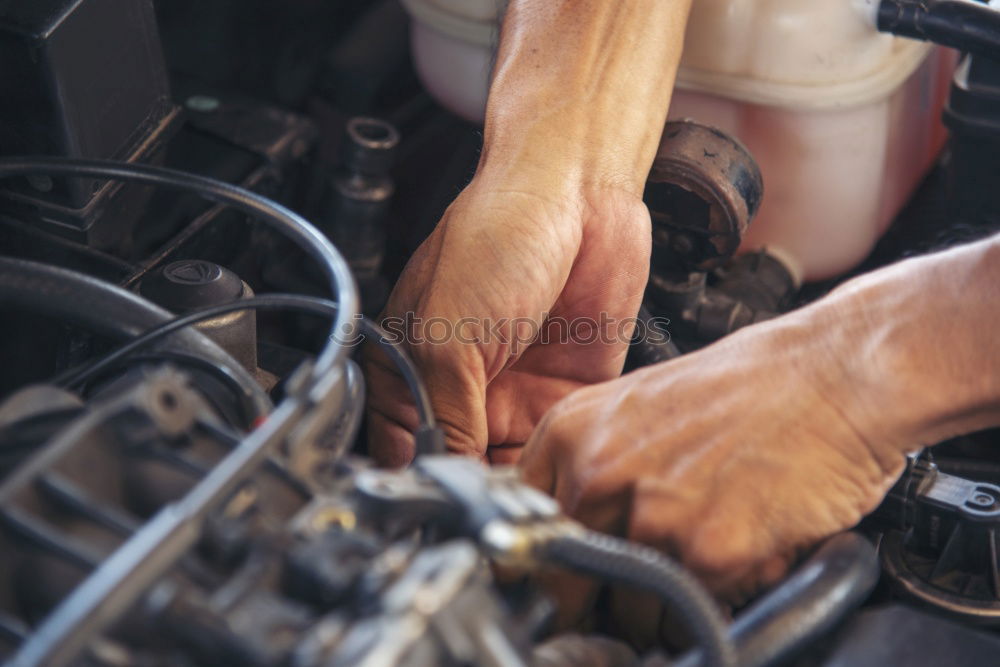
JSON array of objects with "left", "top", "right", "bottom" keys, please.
[
  {"left": 518, "top": 299, "right": 906, "bottom": 641},
  {"left": 366, "top": 183, "right": 651, "bottom": 466},
  {"left": 362, "top": 0, "right": 1000, "bottom": 641},
  {"left": 516, "top": 239, "right": 1000, "bottom": 640}
]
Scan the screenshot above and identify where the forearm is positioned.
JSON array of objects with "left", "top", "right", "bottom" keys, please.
[
  {"left": 817, "top": 234, "right": 1000, "bottom": 461},
  {"left": 477, "top": 0, "right": 693, "bottom": 197}
]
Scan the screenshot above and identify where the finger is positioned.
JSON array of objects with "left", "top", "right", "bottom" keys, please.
[
  {"left": 364, "top": 343, "right": 421, "bottom": 466},
  {"left": 412, "top": 343, "right": 490, "bottom": 457},
  {"left": 485, "top": 370, "right": 582, "bottom": 446},
  {"left": 487, "top": 443, "right": 525, "bottom": 465},
  {"left": 368, "top": 411, "right": 418, "bottom": 468}
]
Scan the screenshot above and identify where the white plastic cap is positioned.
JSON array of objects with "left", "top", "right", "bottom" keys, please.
[{"left": 853, "top": 0, "right": 881, "bottom": 28}]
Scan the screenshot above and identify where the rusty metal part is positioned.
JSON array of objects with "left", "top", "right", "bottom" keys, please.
[{"left": 644, "top": 120, "right": 763, "bottom": 273}]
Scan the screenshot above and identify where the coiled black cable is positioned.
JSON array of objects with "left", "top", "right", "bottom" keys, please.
[
  {"left": 0, "top": 157, "right": 358, "bottom": 378},
  {"left": 0, "top": 256, "right": 271, "bottom": 420},
  {"left": 0, "top": 160, "right": 366, "bottom": 666},
  {"left": 540, "top": 530, "right": 736, "bottom": 667},
  {"left": 55, "top": 295, "right": 443, "bottom": 451}
]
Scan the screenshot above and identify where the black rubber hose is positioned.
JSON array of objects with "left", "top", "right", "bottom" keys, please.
[
  {"left": 0, "top": 158, "right": 358, "bottom": 378},
  {"left": 877, "top": 0, "right": 1000, "bottom": 61},
  {"left": 656, "top": 532, "right": 880, "bottom": 667},
  {"left": 540, "top": 530, "right": 736, "bottom": 667},
  {"left": 55, "top": 294, "right": 443, "bottom": 451},
  {"left": 0, "top": 257, "right": 270, "bottom": 418}
]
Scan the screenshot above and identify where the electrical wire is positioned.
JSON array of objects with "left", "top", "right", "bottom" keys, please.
[
  {"left": 0, "top": 256, "right": 271, "bottom": 418},
  {"left": 0, "top": 158, "right": 366, "bottom": 665},
  {"left": 57, "top": 294, "right": 437, "bottom": 431},
  {"left": 0, "top": 157, "right": 358, "bottom": 378}
]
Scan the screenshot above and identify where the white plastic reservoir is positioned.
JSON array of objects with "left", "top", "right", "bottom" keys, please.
[{"left": 401, "top": 0, "right": 957, "bottom": 281}]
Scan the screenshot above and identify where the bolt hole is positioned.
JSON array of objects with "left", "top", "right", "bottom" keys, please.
[
  {"left": 349, "top": 118, "right": 399, "bottom": 148},
  {"left": 159, "top": 392, "right": 178, "bottom": 412}
]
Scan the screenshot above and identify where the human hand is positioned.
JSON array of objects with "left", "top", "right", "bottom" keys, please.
[
  {"left": 518, "top": 297, "right": 912, "bottom": 640},
  {"left": 363, "top": 0, "right": 698, "bottom": 465},
  {"left": 365, "top": 177, "right": 651, "bottom": 465}
]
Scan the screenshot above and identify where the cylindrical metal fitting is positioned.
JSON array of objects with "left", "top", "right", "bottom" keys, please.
[
  {"left": 325, "top": 117, "right": 401, "bottom": 281},
  {"left": 139, "top": 260, "right": 257, "bottom": 372}
]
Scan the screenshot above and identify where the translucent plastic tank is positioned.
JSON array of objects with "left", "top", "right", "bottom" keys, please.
[{"left": 401, "top": 0, "right": 957, "bottom": 281}]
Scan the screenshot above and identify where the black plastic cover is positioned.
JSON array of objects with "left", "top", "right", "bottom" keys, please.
[
  {"left": 0, "top": 0, "right": 173, "bottom": 209},
  {"left": 821, "top": 604, "right": 1000, "bottom": 667},
  {"left": 139, "top": 260, "right": 246, "bottom": 313}
]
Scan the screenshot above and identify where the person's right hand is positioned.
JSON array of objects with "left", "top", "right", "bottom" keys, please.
[
  {"left": 517, "top": 239, "right": 1000, "bottom": 641},
  {"left": 518, "top": 298, "right": 907, "bottom": 639},
  {"left": 365, "top": 176, "right": 651, "bottom": 466}
]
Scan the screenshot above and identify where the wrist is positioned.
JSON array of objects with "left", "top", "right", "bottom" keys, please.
[
  {"left": 462, "top": 162, "right": 650, "bottom": 237},
  {"left": 812, "top": 238, "right": 1000, "bottom": 461},
  {"left": 477, "top": 0, "right": 692, "bottom": 197},
  {"left": 477, "top": 106, "right": 655, "bottom": 197}
]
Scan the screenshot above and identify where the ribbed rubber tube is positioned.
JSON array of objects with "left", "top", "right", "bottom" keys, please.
[{"left": 540, "top": 530, "right": 735, "bottom": 667}]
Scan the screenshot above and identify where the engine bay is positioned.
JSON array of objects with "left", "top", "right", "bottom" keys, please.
[{"left": 2, "top": 1, "right": 1000, "bottom": 665}]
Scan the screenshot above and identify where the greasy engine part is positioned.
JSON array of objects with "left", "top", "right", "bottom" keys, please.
[
  {"left": 0, "top": 371, "right": 295, "bottom": 657},
  {"left": 0, "top": 0, "right": 181, "bottom": 251},
  {"left": 356, "top": 457, "right": 736, "bottom": 667},
  {"left": 645, "top": 120, "right": 762, "bottom": 275},
  {"left": 0, "top": 256, "right": 270, "bottom": 424},
  {"left": 0, "top": 364, "right": 727, "bottom": 667},
  {"left": 323, "top": 116, "right": 400, "bottom": 315},
  {"left": 0, "top": 367, "right": 345, "bottom": 666},
  {"left": 945, "top": 50, "right": 1000, "bottom": 227},
  {"left": 877, "top": 454, "right": 1000, "bottom": 624},
  {"left": 140, "top": 259, "right": 260, "bottom": 376},
  {"left": 653, "top": 533, "right": 881, "bottom": 667},
  {"left": 639, "top": 121, "right": 797, "bottom": 350},
  {"left": 817, "top": 603, "right": 1000, "bottom": 667}
]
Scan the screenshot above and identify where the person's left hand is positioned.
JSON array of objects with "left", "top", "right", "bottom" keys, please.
[{"left": 365, "top": 179, "right": 652, "bottom": 466}]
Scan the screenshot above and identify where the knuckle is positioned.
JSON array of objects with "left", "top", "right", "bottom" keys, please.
[
  {"left": 686, "top": 519, "right": 760, "bottom": 579},
  {"left": 534, "top": 400, "right": 570, "bottom": 441}
]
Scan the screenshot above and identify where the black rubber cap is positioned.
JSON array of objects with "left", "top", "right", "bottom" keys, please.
[{"left": 140, "top": 260, "right": 244, "bottom": 313}]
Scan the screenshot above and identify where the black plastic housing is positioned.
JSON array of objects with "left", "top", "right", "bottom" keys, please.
[
  {"left": 944, "top": 53, "right": 1000, "bottom": 224},
  {"left": 0, "top": 0, "right": 177, "bottom": 220}
]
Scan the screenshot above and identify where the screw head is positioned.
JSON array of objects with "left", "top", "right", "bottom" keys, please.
[{"left": 973, "top": 493, "right": 995, "bottom": 507}]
